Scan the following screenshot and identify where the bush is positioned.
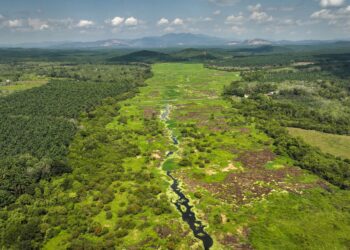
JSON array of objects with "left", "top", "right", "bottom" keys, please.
[
  {"left": 106, "top": 211, "right": 113, "bottom": 220},
  {"left": 194, "top": 191, "right": 202, "bottom": 199},
  {"left": 179, "top": 158, "right": 192, "bottom": 167}
]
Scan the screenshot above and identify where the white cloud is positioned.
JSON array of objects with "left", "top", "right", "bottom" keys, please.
[
  {"left": 311, "top": 9, "right": 334, "bottom": 19},
  {"left": 250, "top": 11, "right": 273, "bottom": 22},
  {"left": 125, "top": 17, "right": 138, "bottom": 26},
  {"left": 311, "top": 6, "right": 350, "bottom": 19},
  {"left": 110, "top": 16, "right": 124, "bottom": 26},
  {"left": 277, "top": 18, "right": 307, "bottom": 26},
  {"left": 185, "top": 17, "right": 213, "bottom": 24},
  {"left": 40, "top": 24, "right": 49, "bottom": 30},
  {"left": 76, "top": 20, "right": 94, "bottom": 28},
  {"left": 46, "top": 18, "right": 74, "bottom": 30},
  {"left": 231, "top": 25, "right": 246, "bottom": 34},
  {"left": 28, "top": 18, "right": 49, "bottom": 30},
  {"left": 320, "top": 0, "right": 345, "bottom": 7},
  {"left": 213, "top": 10, "right": 221, "bottom": 15},
  {"left": 172, "top": 18, "right": 184, "bottom": 25},
  {"left": 225, "top": 14, "right": 245, "bottom": 24},
  {"left": 311, "top": 6, "right": 350, "bottom": 26},
  {"left": 7, "top": 19, "right": 23, "bottom": 28},
  {"left": 157, "top": 18, "right": 169, "bottom": 26},
  {"left": 248, "top": 4, "right": 273, "bottom": 23}
]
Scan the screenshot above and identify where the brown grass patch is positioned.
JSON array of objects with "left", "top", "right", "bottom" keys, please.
[
  {"left": 143, "top": 107, "right": 158, "bottom": 119},
  {"left": 176, "top": 149, "right": 322, "bottom": 205},
  {"left": 217, "top": 233, "right": 253, "bottom": 250}
]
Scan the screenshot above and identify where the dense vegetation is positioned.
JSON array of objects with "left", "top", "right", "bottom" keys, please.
[
  {"left": 0, "top": 70, "right": 196, "bottom": 249},
  {"left": 222, "top": 96, "right": 350, "bottom": 188},
  {"left": 223, "top": 54, "right": 350, "bottom": 188},
  {"left": 0, "top": 64, "right": 151, "bottom": 208},
  {"left": 224, "top": 65, "right": 350, "bottom": 134}
]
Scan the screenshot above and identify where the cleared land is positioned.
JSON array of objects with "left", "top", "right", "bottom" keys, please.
[{"left": 288, "top": 127, "right": 350, "bottom": 159}]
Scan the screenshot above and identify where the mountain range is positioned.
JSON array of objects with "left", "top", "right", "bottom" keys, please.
[{"left": 1, "top": 33, "right": 348, "bottom": 49}]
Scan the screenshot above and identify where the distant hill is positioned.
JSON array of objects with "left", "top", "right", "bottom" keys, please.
[
  {"left": 109, "top": 50, "right": 176, "bottom": 63},
  {"left": 230, "top": 45, "right": 293, "bottom": 54},
  {"left": 53, "top": 33, "right": 229, "bottom": 49},
  {"left": 109, "top": 48, "right": 221, "bottom": 63},
  {"left": 130, "top": 33, "right": 228, "bottom": 48},
  {"left": 171, "top": 48, "right": 218, "bottom": 60}
]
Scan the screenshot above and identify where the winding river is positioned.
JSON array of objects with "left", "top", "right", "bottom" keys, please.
[{"left": 161, "top": 105, "right": 213, "bottom": 250}]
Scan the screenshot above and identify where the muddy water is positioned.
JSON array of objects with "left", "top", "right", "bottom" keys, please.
[{"left": 161, "top": 105, "right": 213, "bottom": 250}]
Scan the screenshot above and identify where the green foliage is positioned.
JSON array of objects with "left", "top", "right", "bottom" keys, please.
[
  {"left": 0, "top": 64, "right": 151, "bottom": 208},
  {"left": 1, "top": 46, "right": 350, "bottom": 250},
  {"left": 261, "top": 121, "right": 350, "bottom": 188},
  {"left": 246, "top": 189, "right": 350, "bottom": 250},
  {"left": 225, "top": 81, "right": 350, "bottom": 188},
  {"left": 224, "top": 81, "right": 277, "bottom": 97},
  {"left": 224, "top": 69, "right": 350, "bottom": 135}
]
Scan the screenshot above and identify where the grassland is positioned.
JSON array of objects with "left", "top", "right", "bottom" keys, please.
[{"left": 288, "top": 127, "right": 350, "bottom": 159}]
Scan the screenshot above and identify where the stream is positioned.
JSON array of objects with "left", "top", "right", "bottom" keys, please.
[{"left": 161, "top": 105, "right": 213, "bottom": 250}]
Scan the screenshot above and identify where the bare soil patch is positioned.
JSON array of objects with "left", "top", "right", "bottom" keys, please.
[{"left": 222, "top": 162, "right": 238, "bottom": 172}]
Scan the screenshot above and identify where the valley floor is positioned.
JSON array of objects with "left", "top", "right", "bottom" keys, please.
[{"left": 41, "top": 63, "right": 350, "bottom": 249}]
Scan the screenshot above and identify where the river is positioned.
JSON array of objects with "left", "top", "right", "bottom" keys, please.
[{"left": 161, "top": 105, "right": 213, "bottom": 250}]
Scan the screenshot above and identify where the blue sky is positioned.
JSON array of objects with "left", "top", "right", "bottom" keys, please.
[{"left": 0, "top": 0, "right": 349, "bottom": 43}]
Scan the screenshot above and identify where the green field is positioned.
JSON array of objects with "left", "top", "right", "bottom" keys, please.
[
  {"left": 0, "top": 79, "right": 48, "bottom": 95},
  {"left": 288, "top": 127, "right": 350, "bottom": 159}
]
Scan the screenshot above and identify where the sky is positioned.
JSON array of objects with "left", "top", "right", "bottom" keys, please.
[{"left": 0, "top": 0, "right": 349, "bottom": 44}]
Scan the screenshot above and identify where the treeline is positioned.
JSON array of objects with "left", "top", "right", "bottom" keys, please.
[
  {"left": 0, "top": 48, "right": 127, "bottom": 63},
  {"left": 0, "top": 63, "right": 150, "bottom": 85},
  {"left": 240, "top": 69, "right": 350, "bottom": 100},
  {"left": 223, "top": 81, "right": 277, "bottom": 97},
  {"left": 259, "top": 120, "right": 350, "bottom": 189},
  {"left": 0, "top": 65, "right": 151, "bottom": 207},
  {"left": 240, "top": 69, "right": 335, "bottom": 82},
  {"left": 235, "top": 95, "right": 350, "bottom": 135},
  {"left": 210, "top": 53, "right": 313, "bottom": 67}
]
